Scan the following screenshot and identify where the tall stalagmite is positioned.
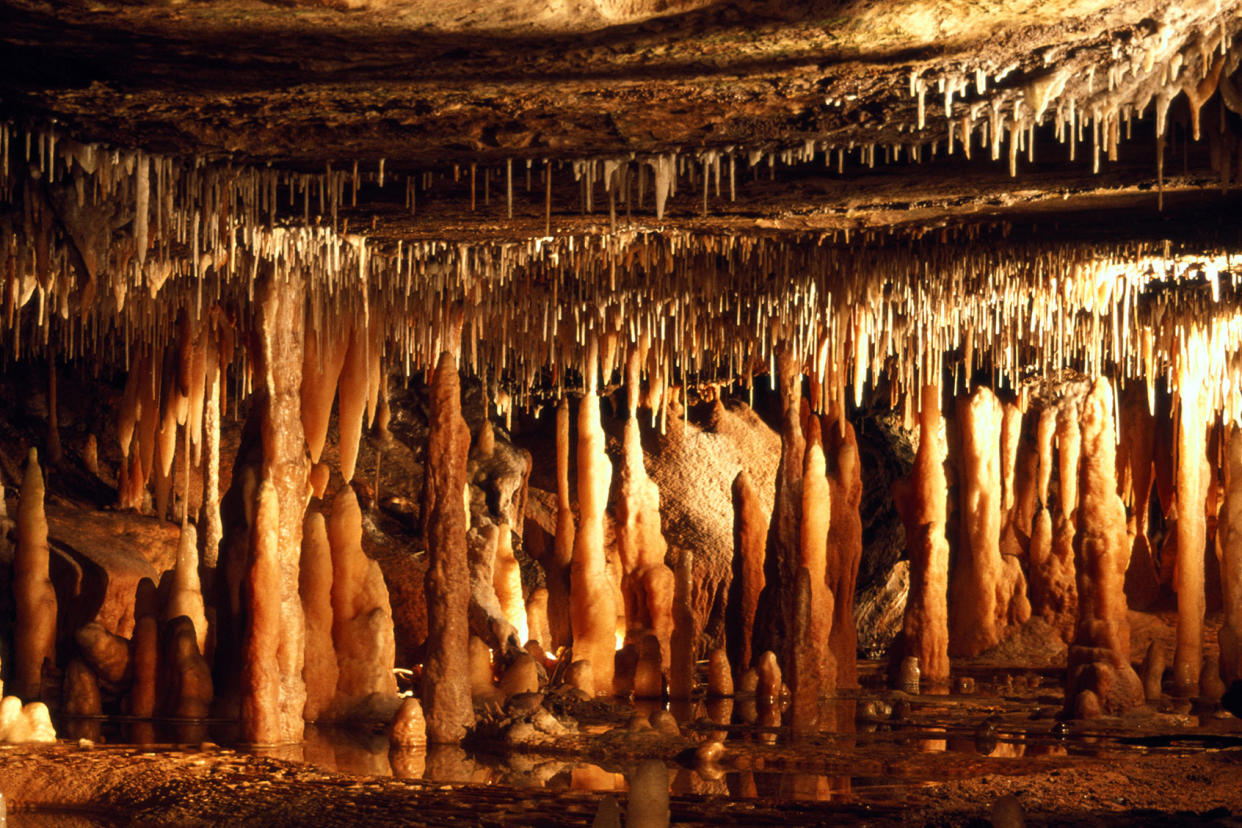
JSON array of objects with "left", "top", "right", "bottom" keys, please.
[
  {"left": 1174, "top": 346, "right": 1208, "bottom": 693},
  {"left": 1065, "top": 379, "right": 1144, "bottom": 717},
  {"left": 202, "top": 313, "right": 224, "bottom": 567},
  {"left": 755, "top": 342, "right": 804, "bottom": 669},
  {"left": 241, "top": 479, "right": 282, "bottom": 743},
  {"left": 950, "top": 387, "right": 1006, "bottom": 656},
  {"left": 165, "top": 521, "right": 208, "bottom": 656},
  {"left": 421, "top": 350, "right": 474, "bottom": 743},
  {"left": 13, "top": 448, "right": 56, "bottom": 700},
  {"left": 668, "top": 551, "right": 695, "bottom": 700},
  {"left": 894, "top": 385, "right": 950, "bottom": 685},
  {"left": 548, "top": 397, "right": 575, "bottom": 650},
  {"left": 823, "top": 407, "right": 862, "bottom": 688},
  {"left": 1219, "top": 425, "right": 1242, "bottom": 686},
  {"left": 726, "top": 470, "right": 768, "bottom": 676},
  {"left": 571, "top": 333, "right": 618, "bottom": 696},
  {"left": 798, "top": 419, "right": 832, "bottom": 694},
  {"left": 252, "top": 267, "right": 309, "bottom": 743}
]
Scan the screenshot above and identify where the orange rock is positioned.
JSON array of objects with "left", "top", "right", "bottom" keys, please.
[{"left": 14, "top": 449, "right": 57, "bottom": 700}]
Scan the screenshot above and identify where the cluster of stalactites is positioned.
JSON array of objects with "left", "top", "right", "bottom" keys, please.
[
  {"left": 908, "top": 13, "right": 1241, "bottom": 179},
  {"left": 5, "top": 123, "right": 1242, "bottom": 433}
]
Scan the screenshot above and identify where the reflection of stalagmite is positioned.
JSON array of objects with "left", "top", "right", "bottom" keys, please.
[
  {"left": 1220, "top": 426, "right": 1242, "bottom": 686},
  {"left": 570, "top": 333, "right": 617, "bottom": 696},
  {"left": 798, "top": 419, "right": 832, "bottom": 693},
  {"left": 1065, "top": 379, "right": 1144, "bottom": 717},
  {"left": 894, "top": 385, "right": 950, "bottom": 685},
  {"left": 823, "top": 406, "right": 862, "bottom": 688},
  {"left": 421, "top": 351, "right": 474, "bottom": 743},
  {"left": 547, "top": 397, "right": 575, "bottom": 650},
  {"left": 726, "top": 470, "right": 768, "bottom": 676},
  {"left": 1174, "top": 347, "right": 1208, "bottom": 693},
  {"left": 14, "top": 448, "right": 56, "bottom": 700},
  {"left": 300, "top": 511, "right": 338, "bottom": 721}
]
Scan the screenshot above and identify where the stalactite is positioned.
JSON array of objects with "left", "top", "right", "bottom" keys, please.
[
  {"left": 570, "top": 333, "right": 618, "bottom": 696},
  {"left": 337, "top": 322, "right": 369, "bottom": 483},
  {"left": 300, "top": 324, "right": 348, "bottom": 466},
  {"left": 421, "top": 350, "right": 474, "bottom": 743},
  {"left": 14, "top": 448, "right": 56, "bottom": 700},
  {"left": 894, "top": 384, "right": 950, "bottom": 685},
  {"left": 1065, "top": 379, "right": 1144, "bottom": 717}
]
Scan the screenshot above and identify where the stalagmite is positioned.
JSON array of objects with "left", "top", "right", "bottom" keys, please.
[
  {"left": 548, "top": 397, "right": 575, "bottom": 650},
  {"left": 798, "top": 419, "right": 832, "bottom": 694},
  {"left": 128, "top": 610, "right": 158, "bottom": 718},
  {"left": 337, "top": 323, "right": 369, "bottom": 482},
  {"left": 202, "top": 318, "right": 223, "bottom": 567},
  {"left": 633, "top": 633, "right": 663, "bottom": 698},
  {"left": 467, "top": 522, "right": 521, "bottom": 655},
  {"left": 163, "top": 615, "right": 213, "bottom": 719},
  {"left": 493, "top": 525, "right": 528, "bottom": 645},
  {"left": 62, "top": 660, "right": 102, "bottom": 718},
  {"left": 1218, "top": 425, "right": 1242, "bottom": 686},
  {"left": 421, "top": 350, "right": 474, "bottom": 743},
  {"left": 1174, "top": 346, "right": 1209, "bottom": 693},
  {"left": 755, "top": 342, "right": 804, "bottom": 669},
  {"left": 241, "top": 478, "right": 282, "bottom": 743},
  {"left": 328, "top": 484, "right": 399, "bottom": 717},
  {"left": 789, "top": 567, "right": 819, "bottom": 735},
  {"left": 726, "top": 470, "right": 768, "bottom": 676},
  {"left": 950, "top": 387, "right": 1007, "bottom": 657},
  {"left": 165, "top": 521, "right": 208, "bottom": 655},
  {"left": 894, "top": 385, "right": 950, "bottom": 685},
  {"left": 707, "top": 649, "right": 733, "bottom": 697},
  {"left": 1031, "top": 402, "right": 1078, "bottom": 641},
  {"left": 641, "top": 563, "right": 675, "bottom": 673},
  {"left": 389, "top": 697, "right": 427, "bottom": 748},
  {"left": 14, "top": 448, "right": 56, "bottom": 700},
  {"left": 526, "top": 588, "right": 551, "bottom": 652},
  {"left": 300, "top": 511, "right": 338, "bottom": 721},
  {"left": 669, "top": 551, "right": 695, "bottom": 700},
  {"left": 823, "top": 407, "right": 862, "bottom": 688},
  {"left": 570, "top": 334, "right": 618, "bottom": 696},
  {"left": 1065, "top": 379, "right": 1143, "bottom": 717}
]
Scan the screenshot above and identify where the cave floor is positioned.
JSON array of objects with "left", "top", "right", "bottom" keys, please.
[{"left": 5, "top": 646, "right": 1242, "bottom": 828}]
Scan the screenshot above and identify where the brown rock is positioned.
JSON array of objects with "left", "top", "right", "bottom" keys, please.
[
  {"left": 389, "top": 697, "right": 426, "bottom": 748},
  {"left": 420, "top": 349, "right": 475, "bottom": 743},
  {"left": 240, "top": 479, "right": 282, "bottom": 743},
  {"left": 706, "top": 648, "right": 733, "bottom": 697},
  {"left": 668, "top": 551, "right": 695, "bottom": 700},
  {"left": 62, "top": 659, "right": 102, "bottom": 717},
  {"left": 14, "top": 448, "right": 57, "bottom": 700},
  {"left": 547, "top": 397, "right": 575, "bottom": 651},
  {"left": 165, "top": 521, "right": 208, "bottom": 656},
  {"left": 823, "top": 407, "right": 863, "bottom": 688},
  {"left": 300, "top": 511, "right": 338, "bottom": 722},
  {"left": 498, "top": 653, "right": 540, "bottom": 698},
  {"left": 726, "top": 470, "right": 768, "bottom": 676},
  {"left": 1174, "top": 354, "right": 1209, "bottom": 694},
  {"left": 1220, "top": 425, "right": 1242, "bottom": 686}
]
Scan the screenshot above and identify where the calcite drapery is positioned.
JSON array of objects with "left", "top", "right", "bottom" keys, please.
[{"left": 421, "top": 350, "right": 475, "bottom": 743}]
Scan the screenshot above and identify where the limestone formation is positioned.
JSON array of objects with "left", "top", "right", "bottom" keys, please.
[
  {"left": 707, "top": 649, "right": 733, "bottom": 697},
  {"left": 894, "top": 384, "right": 950, "bottom": 685},
  {"left": 789, "top": 566, "right": 819, "bottom": 735},
  {"left": 163, "top": 615, "right": 213, "bottom": 718},
  {"left": 337, "top": 323, "right": 369, "bottom": 482},
  {"left": 525, "top": 587, "right": 551, "bottom": 653},
  {"left": 498, "top": 653, "right": 539, "bottom": 698},
  {"left": 165, "top": 521, "right": 208, "bottom": 656},
  {"left": 300, "top": 510, "right": 338, "bottom": 721},
  {"left": 241, "top": 479, "right": 282, "bottom": 743},
  {"left": 823, "top": 408, "right": 863, "bottom": 689},
  {"left": 389, "top": 697, "right": 427, "bottom": 748},
  {"left": 1174, "top": 352, "right": 1210, "bottom": 694},
  {"left": 75, "top": 623, "right": 131, "bottom": 687},
  {"left": 547, "top": 397, "right": 575, "bottom": 651},
  {"left": 301, "top": 324, "right": 348, "bottom": 466},
  {"left": 421, "top": 350, "right": 475, "bottom": 743},
  {"left": 328, "top": 484, "right": 399, "bottom": 718},
  {"left": 62, "top": 659, "right": 102, "bottom": 717},
  {"left": 128, "top": 611, "right": 159, "bottom": 718},
  {"left": 13, "top": 448, "right": 57, "bottom": 700},
  {"left": 726, "top": 469, "right": 768, "bottom": 677},
  {"left": 1220, "top": 425, "right": 1242, "bottom": 686},
  {"left": 570, "top": 334, "right": 618, "bottom": 696},
  {"left": 798, "top": 420, "right": 832, "bottom": 695},
  {"left": 466, "top": 521, "right": 522, "bottom": 656},
  {"left": 492, "top": 525, "right": 528, "bottom": 647},
  {"left": 668, "top": 551, "right": 695, "bottom": 700},
  {"left": 632, "top": 633, "right": 663, "bottom": 699},
  {"left": 1030, "top": 402, "right": 1079, "bottom": 641},
  {"left": 1065, "top": 379, "right": 1144, "bottom": 717}
]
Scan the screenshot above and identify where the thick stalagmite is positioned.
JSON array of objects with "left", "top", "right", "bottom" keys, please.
[
  {"left": 755, "top": 342, "right": 804, "bottom": 670},
  {"left": 893, "top": 385, "right": 950, "bottom": 685},
  {"left": 548, "top": 397, "right": 575, "bottom": 650},
  {"left": 1220, "top": 426, "right": 1242, "bottom": 686},
  {"left": 823, "top": 407, "right": 862, "bottom": 688},
  {"left": 421, "top": 350, "right": 474, "bottom": 743},
  {"left": 241, "top": 479, "right": 282, "bottom": 744},
  {"left": 726, "top": 470, "right": 768, "bottom": 676},
  {"left": 328, "top": 484, "right": 399, "bottom": 718},
  {"left": 615, "top": 344, "right": 671, "bottom": 641},
  {"left": 165, "top": 522, "right": 208, "bottom": 656},
  {"left": 669, "top": 551, "right": 695, "bottom": 700},
  {"left": 14, "top": 448, "right": 56, "bottom": 700},
  {"left": 300, "top": 511, "right": 338, "bottom": 722},
  {"left": 798, "top": 419, "right": 833, "bottom": 694},
  {"left": 571, "top": 334, "right": 618, "bottom": 696},
  {"left": 250, "top": 267, "right": 309, "bottom": 743},
  {"left": 1065, "top": 379, "right": 1143, "bottom": 717},
  {"left": 950, "top": 387, "right": 1007, "bottom": 657},
  {"left": 1174, "top": 351, "right": 1209, "bottom": 693},
  {"left": 1030, "top": 402, "right": 1079, "bottom": 641}
]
